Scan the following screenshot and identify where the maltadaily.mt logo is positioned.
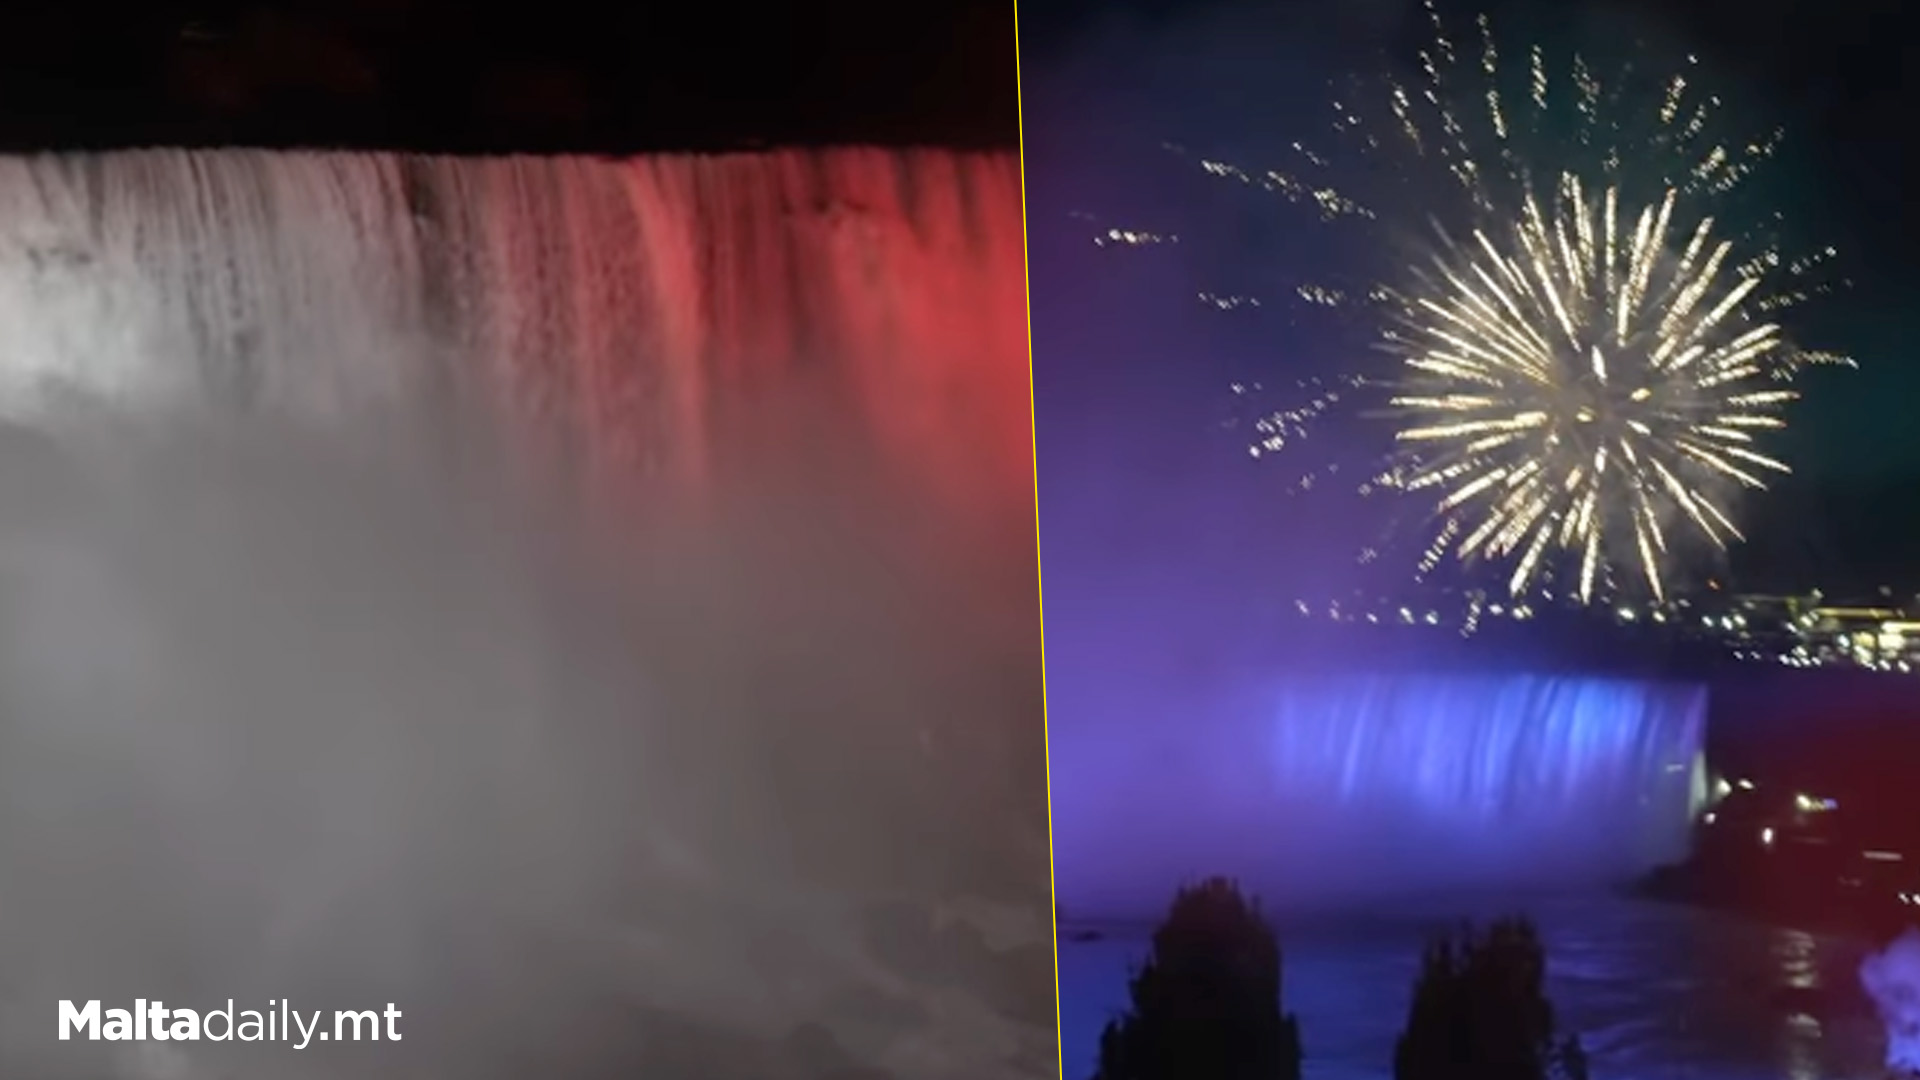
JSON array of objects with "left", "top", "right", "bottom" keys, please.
[{"left": 60, "top": 1000, "right": 403, "bottom": 1048}]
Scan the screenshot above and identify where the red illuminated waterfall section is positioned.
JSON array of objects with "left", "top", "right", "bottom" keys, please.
[{"left": 0, "top": 149, "right": 1034, "bottom": 535}]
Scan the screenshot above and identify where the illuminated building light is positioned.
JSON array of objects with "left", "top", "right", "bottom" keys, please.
[
  {"left": 1760, "top": 827, "right": 1774, "bottom": 846},
  {"left": 1095, "top": 227, "right": 1177, "bottom": 247},
  {"left": 1864, "top": 850, "right": 1904, "bottom": 863}
]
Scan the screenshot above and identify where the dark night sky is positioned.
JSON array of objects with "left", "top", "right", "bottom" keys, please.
[
  {"left": 0, "top": 1, "right": 1019, "bottom": 152},
  {"left": 1021, "top": 0, "right": 1919, "bottom": 604}
]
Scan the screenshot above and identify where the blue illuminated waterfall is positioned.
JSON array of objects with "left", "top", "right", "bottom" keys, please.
[{"left": 1048, "top": 674, "right": 1707, "bottom": 917}]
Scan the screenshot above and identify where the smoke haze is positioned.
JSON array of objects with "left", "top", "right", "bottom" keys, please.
[
  {"left": 1861, "top": 928, "right": 1920, "bottom": 1074},
  {"left": 0, "top": 395, "right": 1050, "bottom": 1079}
]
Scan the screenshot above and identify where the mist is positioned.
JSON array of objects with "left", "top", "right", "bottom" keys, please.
[
  {"left": 0, "top": 395, "right": 1051, "bottom": 1079},
  {"left": 1861, "top": 928, "right": 1920, "bottom": 1074},
  {"left": 1044, "top": 666, "right": 1705, "bottom": 920}
]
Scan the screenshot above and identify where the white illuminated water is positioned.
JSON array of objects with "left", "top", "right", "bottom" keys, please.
[{"left": 0, "top": 149, "right": 1049, "bottom": 1080}]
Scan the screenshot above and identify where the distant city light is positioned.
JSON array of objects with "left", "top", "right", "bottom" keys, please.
[{"left": 1273, "top": 583, "right": 1920, "bottom": 676}]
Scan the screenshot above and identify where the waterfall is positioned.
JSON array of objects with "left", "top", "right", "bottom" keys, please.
[
  {"left": 0, "top": 149, "right": 1032, "bottom": 527},
  {"left": 0, "top": 149, "right": 1048, "bottom": 1079},
  {"left": 1048, "top": 673, "right": 1707, "bottom": 917}
]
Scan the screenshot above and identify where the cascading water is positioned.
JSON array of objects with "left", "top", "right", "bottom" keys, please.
[
  {"left": 0, "top": 150, "right": 1049, "bottom": 1079},
  {"left": 1048, "top": 673, "right": 1707, "bottom": 918},
  {"left": 0, "top": 150, "right": 1033, "bottom": 527}
]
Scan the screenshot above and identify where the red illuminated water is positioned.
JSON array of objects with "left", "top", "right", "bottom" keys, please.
[
  {"left": 0, "top": 149, "right": 1033, "bottom": 536},
  {"left": 0, "top": 149, "right": 1050, "bottom": 1078}
]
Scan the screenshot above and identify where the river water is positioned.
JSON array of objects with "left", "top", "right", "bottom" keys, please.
[{"left": 1057, "top": 893, "right": 1892, "bottom": 1080}]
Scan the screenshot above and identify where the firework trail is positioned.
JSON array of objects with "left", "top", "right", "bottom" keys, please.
[{"left": 1089, "top": 3, "right": 1850, "bottom": 605}]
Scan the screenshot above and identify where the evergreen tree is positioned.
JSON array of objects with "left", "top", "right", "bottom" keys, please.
[
  {"left": 1092, "top": 877, "right": 1303, "bottom": 1080},
  {"left": 1392, "top": 916, "right": 1589, "bottom": 1080}
]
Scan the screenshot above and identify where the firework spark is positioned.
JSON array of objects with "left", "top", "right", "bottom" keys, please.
[
  {"left": 1093, "top": 3, "right": 1850, "bottom": 604},
  {"left": 1388, "top": 175, "right": 1802, "bottom": 603}
]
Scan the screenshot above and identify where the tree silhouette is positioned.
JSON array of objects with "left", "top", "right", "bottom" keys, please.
[
  {"left": 1393, "top": 916, "right": 1588, "bottom": 1080},
  {"left": 1092, "top": 877, "right": 1303, "bottom": 1080}
]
